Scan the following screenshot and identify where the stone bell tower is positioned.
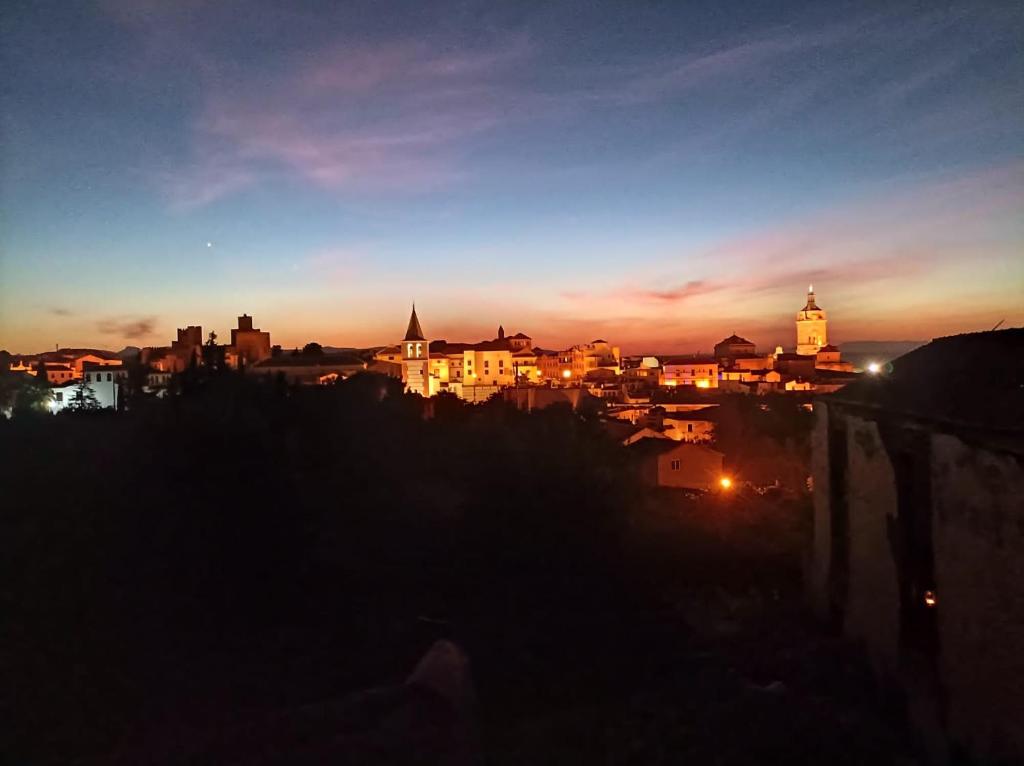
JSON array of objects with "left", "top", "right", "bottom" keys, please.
[
  {"left": 796, "top": 285, "right": 828, "bottom": 356},
  {"left": 401, "top": 304, "right": 430, "bottom": 396}
]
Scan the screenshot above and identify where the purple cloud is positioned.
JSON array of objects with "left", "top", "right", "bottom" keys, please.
[{"left": 632, "top": 280, "right": 723, "bottom": 303}]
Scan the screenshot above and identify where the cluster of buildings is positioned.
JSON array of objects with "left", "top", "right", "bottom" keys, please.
[
  {"left": 141, "top": 314, "right": 273, "bottom": 372},
  {"left": 393, "top": 286, "right": 858, "bottom": 403},
  {"left": 377, "top": 305, "right": 622, "bottom": 402},
  {"left": 4, "top": 287, "right": 855, "bottom": 421}
]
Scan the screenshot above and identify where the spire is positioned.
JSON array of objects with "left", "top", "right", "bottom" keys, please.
[
  {"left": 803, "top": 285, "right": 820, "bottom": 311},
  {"left": 404, "top": 303, "right": 425, "bottom": 341},
  {"left": 497, "top": 324, "right": 505, "bottom": 340}
]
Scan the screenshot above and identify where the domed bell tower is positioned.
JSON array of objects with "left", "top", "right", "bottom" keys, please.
[
  {"left": 402, "top": 304, "right": 430, "bottom": 396},
  {"left": 796, "top": 285, "right": 827, "bottom": 356}
]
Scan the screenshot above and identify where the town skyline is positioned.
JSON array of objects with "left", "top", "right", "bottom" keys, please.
[
  {"left": 0, "top": 284, "right": 974, "bottom": 359},
  {"left": 2, "top": 1, "right": 1022, "bottom": 353}
]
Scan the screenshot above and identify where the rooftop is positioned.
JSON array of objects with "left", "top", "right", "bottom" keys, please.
[
  {"left": 776, "top": 353, "right": 816, "bottom": 361},
  {"left": 403, "top": 306, "right": 425, "bottom": 342},
  {"left": 628, "top": 439, "right": 723, "bottom": 458},
  {"left": 661, "top": 355, "right": 718, "bottom": 366},
  {"left": 826, "top": 328, "right": 1024, "bottom": 436},
  {"left": 716, "top": 335, "right": 754, "bottom": 346},
  {"left": 253, "top": 354, "right": 366, "bottom": 368}
]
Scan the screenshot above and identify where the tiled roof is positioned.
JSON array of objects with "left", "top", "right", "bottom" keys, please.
[
  {"left": 253, "top": 354, "right": 366, "bottom": 368},
  {"left": 628, "top": 439, "right": 723, "bottom": 458},
  {"left": 716, "top": 335, "right": 754, "bottom": 346},
  {"left": 403, "top": 306, "right": 425, "bottom": 341},
  {"left": 661, "top": 355, "right": 718, "bottom": 366}
]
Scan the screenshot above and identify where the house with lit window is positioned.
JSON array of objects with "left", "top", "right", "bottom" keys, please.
[
  {"left": 48, "top": 363, "right": 127, "bottom": 412},
  {"left": 659, "top": 356, "right": 719, "bottom": 389},
  {"left": 629, "top": 439, "right": 725, "bottom": 491}
]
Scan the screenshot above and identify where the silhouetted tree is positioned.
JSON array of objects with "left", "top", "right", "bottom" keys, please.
[
  {"left": 0, "top": 370, "right": 51, "bottom": 415},
  {"left": 201, "top": 331, "right": 227, "bottom": 372},
  {"left": 67, "top": 377, "right": 100, "bottom": 411},
  {"left": 302, "top": 342, "right": 324, "bottom": 356}
]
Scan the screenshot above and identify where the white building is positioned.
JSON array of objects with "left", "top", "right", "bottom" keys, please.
[{"left": 48, "top": 364, "right": 127, "bottom": 412}]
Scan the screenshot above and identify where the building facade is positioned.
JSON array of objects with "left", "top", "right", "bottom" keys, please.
[
  {"left": 796, "top": 285, "right": 828, "bottom": 356},
  {"left": 660, "top": 356, "right": 719, "bottom": 388},
  {"left": 714, "top": 334, "right": 756, "bottom": 364},
  {"left": 401, "top": 305, "right": 431, "bottom": 397},
  {"left": 391, "top": 306, "right": 616, "bottom": 400},
  {"left": 630, "top": 440, "right": 725, "bottom": 491},
  {"left": 229, "top": 314, "right": 272, "bottom": 367}
]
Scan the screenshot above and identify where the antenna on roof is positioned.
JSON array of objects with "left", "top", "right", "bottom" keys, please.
[{"left": 991, "top": 319, "right": 1005, "bottom": 331}]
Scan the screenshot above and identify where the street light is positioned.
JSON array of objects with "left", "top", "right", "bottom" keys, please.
[
  {"left": 719, "top": 477, "right": 732, "bottom": 490},
  {"left": 867, "top": 362, "right": 881, "bottom": 374}
]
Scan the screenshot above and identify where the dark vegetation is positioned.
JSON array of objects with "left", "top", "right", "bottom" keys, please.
[{"left": 1, "top": 372, "right": 912, "bottom": 764}]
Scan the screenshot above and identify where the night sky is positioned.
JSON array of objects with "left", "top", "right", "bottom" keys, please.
[{"left": 2, "top": 0, "right": 1022, "bottom": 353}]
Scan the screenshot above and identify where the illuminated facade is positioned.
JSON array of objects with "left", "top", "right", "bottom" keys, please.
[
  {"left": 389, "top": 306, "right": 619, "bottom": 399},
  {"left": 48, "top": 364, "right": 128, "bottom": 412},
  {"left": 659, "top": 357, "right": 719, "bottom": 388},
  {"left": 401, "top": 305, "right": 431, "bottom": 397},
  {"left": 228, "top": 314, "right": 272, "bottom": 367},
  {"left": 796, "top": 285, "right": 828, "bottom": 356},
  {"left": 559, "top": 340, "right": 622, "bottom": 382}
]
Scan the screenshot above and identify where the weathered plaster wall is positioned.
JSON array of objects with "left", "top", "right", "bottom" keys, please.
[
  {"left": 808, "top": 403, "right": 832, "bottom": 616},
  {"left": 843, "top": 413, "right": 902, "bottom": 675},
  {"left": 931, "top": 434, "right": 1024, "bottom": 760}
]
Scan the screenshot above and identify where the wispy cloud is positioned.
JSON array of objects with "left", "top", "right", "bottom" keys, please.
[
  {"left": 160, "top": 38, "right": 532, "bottom": 207},
  {"left": 630, "top": 280, "right": 724, "bottom": 304},
  {"left": 49, "top": 307, "right": 74, "bottom": 317},
  {"left": 97, "top": 316, "right": 157, "bottom": 339},
  {"left": 548, "top": 161, "right": 1024, "bottom": 347}
]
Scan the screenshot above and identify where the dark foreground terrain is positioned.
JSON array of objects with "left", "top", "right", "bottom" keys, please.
[{"left": 1, "top": 373, "right": 915, "bottom": 763}]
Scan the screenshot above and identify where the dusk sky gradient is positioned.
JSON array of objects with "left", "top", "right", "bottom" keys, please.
[{"left": 2, "top": 0, "right": 1022, "bottom": 354}]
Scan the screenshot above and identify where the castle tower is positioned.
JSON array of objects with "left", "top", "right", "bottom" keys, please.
[
  {"left": 401, "top": 304, "right": 430, "bottom": 396},
  {"left": 796, "top": 285, "right": 827, "bottom": 356}
]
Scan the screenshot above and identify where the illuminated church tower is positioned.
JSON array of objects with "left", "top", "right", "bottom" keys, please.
[
  {"left": 796, "top": 285, "right": 827, "bottom": 356},
  {"left": 402, "top": 304, "right": 430, "bottom": 396}
]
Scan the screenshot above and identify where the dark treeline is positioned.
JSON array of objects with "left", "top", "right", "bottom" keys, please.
[
  {"left": 1, "top": 372, "right": 863, "bottom": 764},
  {"left": 0, "top": 372, "right": 638, "bottom": 762}
]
